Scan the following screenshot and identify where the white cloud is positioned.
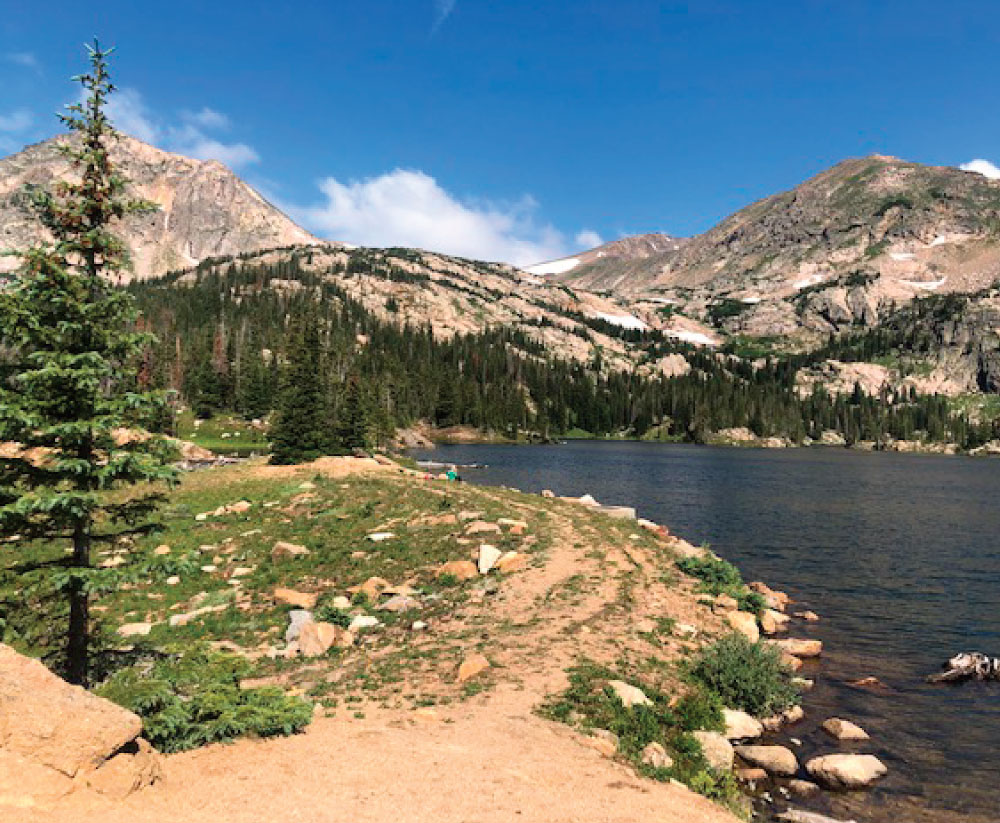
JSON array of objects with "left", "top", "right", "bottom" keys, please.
[
  {"left": 959, "top": 159, "right": 1000, "bottom": 179},
  {"left": 0, "top": 109, "right": 32, "bottom": 132},
  {"left": 575, "top": 229, "right": 603, "bottom": 249},
  {"left": 104, "top": 88, "right": 259, "bottom": 168},
  {"left": 105, "top": 88, "right": 159, "bottom": 143},
  {"left": 432, "top": 0, "right": 457, "bottom": 32},
  {"left": 291, "top": 168, "right": 580, "bottom": 266},
  {"left": 5, "top": 52, "right": 38, "bottom": 70},
  {"left": 182, "top": 107, "right": 230, "bottom": 130}
]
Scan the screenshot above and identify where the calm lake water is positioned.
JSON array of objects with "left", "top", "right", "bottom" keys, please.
[{"left": 412, "top": 441, "right": 1000, "bottom": 823}]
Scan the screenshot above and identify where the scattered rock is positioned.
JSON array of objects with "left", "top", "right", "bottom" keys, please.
[
  {"left": 477, "top": 544, "right": 502, "bottom": 574},
  {"left": 727, "top": 610, "right": 760, "bottom": 643},
  {"left": 640, "top": 742, "right": 674, "bottom": 769},
  {"left": 495, "top": 551, "right": 528, "bottom": 574},
  {"left": 735, "top": 744, "right": 799, "bottom": 776},
  {"left": 540, "top": 489, "right": 555, "bottom": 498},
  {"left": 117, "top": 623, "right": 153, "bottom": 638},
  {"left": 298, "top": 481, "right": 316, "bottom": 491},
  {"left": 348, "top": 615, "right": 381, "bottom": 632},
  {"left": 792, "top": 677, "right": 815, "bottom": 691},
  {"left": 231, "top": 566, "right": 254, "bottom": 578},
  {"left": 714, "top": 593, "right": 739, "bottom": 612},
  {"left": 674, "top": 623, "right": 698, "bottom": 638},
  {"left": 271, "top": 541, "right": 310, "bottom": 561},
  {"left": 297, "top": 621, "right": 354, "bottom": 657},
  {"left": 435, "top": 560, "right": 479, "bottom": 581},
  {"left": 153, "top": 545, "right": 171, "bottom": 556},
  {"left": 200, "top": 565, "right": 217, "bottom": 573},
  {"left": 165, "top": 575, "right": 180, "bottom": 586},
  {"left": 168, "top": 604, "right": 227, "bottom": 627},
  {"left": 378, "top": 594, "right": 422, "bottom": 613},
  {"left": 770, "top": 638, "right": 823, "bottom": 658},
  {"left": 465, "top": 520, "right": 501, "bottom": 535},
  {"left": 749, "top": 581, "right": 791, "bottom": 611},
  {"left": 607, "top": 680, "right": 652, "bottom": 708},
  {"left": 457, "top": 653, "right": 490, "bottom": 683},
  {"left": 497, "top": 518, "right": 528, "bottom": 530},
  {"left": 821, "top": 718, "right": 870, "bottom": 741},
  {"left": 779, "top": 811, "right": 857, "bottom": 823},
  {"left": 411, "top": 620, "right": 428, "bottom": 631},
  {"left": 365, "top": 532, "right": 395, "bottom": 542},
  {"left": 846, "top": 676, "right": 892, "bottom": 693},
  {"left": 331, "top": 595, "right": 351, "bottom": 609},
  {"left": 805, "top": 753, "right": 887, "bottom": 789},
  {"left": 778, "top": 652, "right": 803, "bottom": 673},
  {"left": 735, "top": 767, "right": 768, "bottom": 782},
  {"left": 274, "top": 588, "right": 318, "bottom": 609},
  {"left": 787, "top": 779, "right": 821, "bottom": 797},
  {"left": 781, "top": 706, "right": 805, "bottom": 725},
  {"left": 761, "top": 608, "right": 791, "bottom": 635},
  {"left": 723, "top": 708, "right": 764, "bottom": 740},
  {"left": 692, "top": 731, "right": 734, "bottom": 772},
  {"left": 797, "top": 610, "right": 820, "bottom": 622},
  {"left": 285, "top": 609, "right": 314, "bottom": 642},
  {"left": 353, "top": 576, "right": 391, "bottom": 601}
]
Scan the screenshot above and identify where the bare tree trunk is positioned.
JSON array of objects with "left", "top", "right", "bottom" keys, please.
[{"left": 66, "top": 523, "right": 91, "bottom": 686}]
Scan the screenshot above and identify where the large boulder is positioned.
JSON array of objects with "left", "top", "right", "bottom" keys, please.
[
  {"left": 692, "top": 730, "right": 734, "bottom": 772},
  {"left": 723, "top": 708, "right": 763, "bottom": 740},
  {"left": 607, "top": 680, "right": 652, "bottom": 709},
  {"left": 727, "top": 610, "right": 760, "bottom": 643},
  {"left": 0, "top": 645, "right": 159, "bottom": 805},
  {"left": 735, "top": 744, "right": 799, "bottom": 776},
  {"left": 805, "top": 753, "right": 887, "bottom": 789}
]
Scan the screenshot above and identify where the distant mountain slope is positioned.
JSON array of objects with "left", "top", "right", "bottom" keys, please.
[
  {"left": 0, "top": 134, "right": 323, "bottom": 280},
  {"left": 551, "top": 156, "right": 1000, "bottom": 346},
  {"left": 526, "top": 232, "right": 685, "bottom": 288}
]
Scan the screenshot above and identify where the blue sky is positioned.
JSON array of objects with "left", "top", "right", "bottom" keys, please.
[{"left": 1, "top": 1, "right": 999, "bottom": 265}]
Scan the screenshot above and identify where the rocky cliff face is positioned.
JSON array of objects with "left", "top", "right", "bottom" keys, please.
[
  {"left": 0, "top": 134, "right": 323, "bottom": 281},
  {"left": 527, "top": 232, "right": 686, "bottom": 288}
]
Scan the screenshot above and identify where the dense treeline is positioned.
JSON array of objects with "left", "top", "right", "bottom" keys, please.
[{"left": 126, "top": 257, "right": 997, "bottom": 451}]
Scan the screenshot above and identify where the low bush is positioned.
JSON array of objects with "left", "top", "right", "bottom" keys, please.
[
  {"left": 676, "top": 555, "right": 764, "bottom": 614},
  {"left": 689, "top": 633, "right": 799, "bottom": 717},
  {"left": 538, "top": 662, "right": 741, "bottom": 811},
  {"left": 97, "top": 648, "right": 313, "bottom": 752}
]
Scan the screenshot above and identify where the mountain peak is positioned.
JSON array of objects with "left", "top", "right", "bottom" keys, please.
[{"left": 0, "top": 133, "right": 327, "bottom": 281}]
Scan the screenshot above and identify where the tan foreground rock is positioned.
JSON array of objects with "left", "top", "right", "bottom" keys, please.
[
  {"left": 298, "top": 622, "right": 354, "bottom": 657},
  {"left": 805, "top": 753, "right": 887, "bottom": 789},
  {"left": 0, "top": 644, "right": 160, "bottom": 806}
]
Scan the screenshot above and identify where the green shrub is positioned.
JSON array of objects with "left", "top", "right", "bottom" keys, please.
[
  {"left": 97, "top": 648, "right": 313, "bottom": 752},
  {"left": 672, "top": 688, "right": 724, "bottom": 732},
  {"left": 689, "top": 634, "right": 799, "bottom": 717},
  {"left": 676, "top": 556, "right": 763, "bottom": 615}
]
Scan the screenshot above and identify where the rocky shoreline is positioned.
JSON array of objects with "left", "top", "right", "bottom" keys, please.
[{"left": 549, "top": 487, "right": 888, "bottom": 823}]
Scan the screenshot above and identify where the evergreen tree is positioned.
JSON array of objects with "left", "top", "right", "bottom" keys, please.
[
  {"left": 333, "top": 373, "right": 369, "bottom": 452},
  {"left": 269, "top": 312, "right": 330, "bottom": 463},
  {"left": 0, "top": 43, "right": 177, "bottom": 685}
]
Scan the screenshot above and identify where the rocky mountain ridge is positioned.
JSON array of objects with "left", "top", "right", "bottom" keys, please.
[{"left": 0, "top": 134, "right": 324, "bottom": 281}]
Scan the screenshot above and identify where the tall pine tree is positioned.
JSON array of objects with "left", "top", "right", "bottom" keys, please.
[
  {"left": 0, "top": 43, "right": 176, "bottom": 685},
  {"left": 269, "top": 312, "right": 331, "bottom": 463}
]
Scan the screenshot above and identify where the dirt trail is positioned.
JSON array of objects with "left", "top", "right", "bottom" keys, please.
[
  {"left": 23, "top": 691, "right": 737, "bottom": 823},
  {"left": 7, "top": 458, "right": 739, "bottom": 823}
]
